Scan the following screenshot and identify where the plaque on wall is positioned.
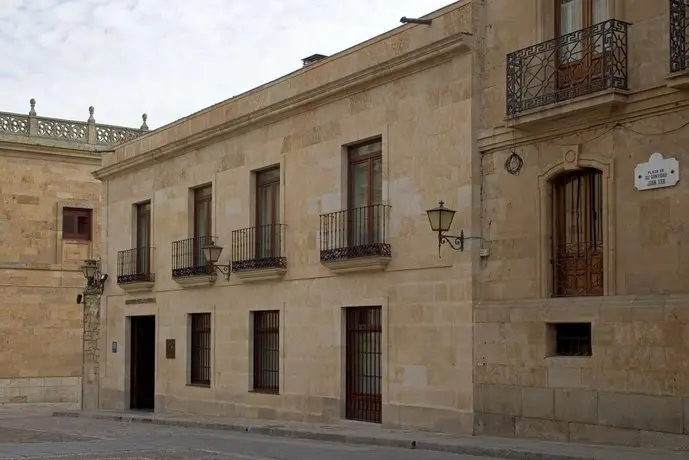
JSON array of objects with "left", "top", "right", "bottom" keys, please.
[
  {"left": 165, "top": 339, "right": 176, "bottom": 359},
  {"left": 111, "top": 341, "right": 118, "bottom": 353},
  {"left": 634, "top": 153, "right": 679, "bottom": 191}
]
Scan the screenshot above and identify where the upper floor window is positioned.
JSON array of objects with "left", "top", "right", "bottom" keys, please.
[
  {"left": 347, "top": 139, "right": 383, "bottom": 246},
  {"left": 193, "top": 185, "right": 212, "bottom": 239},
  {"left": 136, "top": 202, "right": 151, "bottom": 248},
  {"left": 63, "top": 207, "right": 92, "bottom": 241},
  {"left": 256, "top": 167, "right": 280, "bottom": 259},
  {"left": 556, "top": 0, "right": 611, "bottom": 87},
  {"left": 551, "top": 168, "right": 603, "bottom": 297},
  {"left": 135, "top": 202, "right": 152, "bottom": 274},
  {"left": 557, "top": 0, "right": 609, "bottom": 37}
]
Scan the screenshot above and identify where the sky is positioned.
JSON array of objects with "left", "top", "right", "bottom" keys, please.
[{"left": 0, "top": 0, "right": 453, "bottom": 130}]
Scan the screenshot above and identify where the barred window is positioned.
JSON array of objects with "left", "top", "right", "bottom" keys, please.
[
  {"left": 252, "top": 310, "right": 279, "bottom": 393},
  {"left": 189, "top": 313, "right": 211, "bottom": 386}
]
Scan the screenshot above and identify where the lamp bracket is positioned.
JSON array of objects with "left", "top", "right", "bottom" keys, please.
[
  {"left": 210, "top": 263, "right": 231, "bottom": 281},
  {"left": 437, "top": 229, "right": 481, "bottom": 257}
]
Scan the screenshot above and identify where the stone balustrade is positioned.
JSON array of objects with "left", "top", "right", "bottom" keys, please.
[{"left": 0, "top": 98, "right": 149, "bottom": 146}]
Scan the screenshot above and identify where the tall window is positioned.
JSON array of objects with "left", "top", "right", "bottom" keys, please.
[
  {"left": 193, "top": 185, "right": 212, "bottom": 265},
  {"left": 556, "top": 0, "right": 610, "bottom": 90},
  {"left": 256, "top": 167, "right": 280, "bottom": 259},
  {"left": 63, "top": 208, "right": 92, "bottom": 241},
  {"left": 136, "top": 202, "right": 151, "bottom": 274},
  {"left": 347, "top": 139, "right": 383, "bottom": 246},
  {"left": 189, "top": 313, "right": 211, "bottom": 386},
  {"left": 252, "top": 310, "right": 279, "bottom": 394},
  {"left": 551, "top": 168, "right": 604, "bottom": 297}
]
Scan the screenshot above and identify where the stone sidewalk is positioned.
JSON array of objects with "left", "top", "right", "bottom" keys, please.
[{"left": 51, "top": 410, "right": 687, "bottom": 460}]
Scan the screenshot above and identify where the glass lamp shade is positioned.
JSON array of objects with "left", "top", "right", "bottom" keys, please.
[
  {"left": 81, "top": 260, "right": 98, "bottom": 279},
  {"left": 203, "top": 242, "right": 223, "bottom": 264},
  {"left": 426, "top": 201, "right": 456, "bottom": 233}
]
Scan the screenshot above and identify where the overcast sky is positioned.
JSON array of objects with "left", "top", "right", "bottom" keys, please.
[{"left": 1, "top": 0, "right": 452, "bottom": 130}]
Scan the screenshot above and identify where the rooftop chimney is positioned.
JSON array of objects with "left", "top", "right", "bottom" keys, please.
[{"left": 302, "top": 54, "right": 328, "bottom": 67}]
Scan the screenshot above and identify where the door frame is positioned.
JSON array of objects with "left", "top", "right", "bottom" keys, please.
[
  {"left": 128, "top": 314, "right": 157, "bottom": 411},
  {"left": 344, "top": 306, "right": 382, "bottom": 424}
]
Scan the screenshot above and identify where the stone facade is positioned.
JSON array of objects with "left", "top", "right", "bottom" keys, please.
[
  {"left": 95, "top": 0, "right": 689, "bottom": 450},
  {"left": 474, "top": 0, "right": 689, "bottom": 450},
  {"left": 96, "top": 1, "right": 478, "bottom": 433},
  {"left": 0, "top": 100, "right": 146, "bottom": 406}
]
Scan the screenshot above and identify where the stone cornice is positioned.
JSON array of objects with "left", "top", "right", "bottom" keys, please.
[
  {"left": 478, "top": 85, "right": 689, "bottom": 153},
  {"left": 0, "top": 140, "right": 101, "bottom": 165},
  {"left": 93, "top": 33, "right": 471, "bottom": 181}
]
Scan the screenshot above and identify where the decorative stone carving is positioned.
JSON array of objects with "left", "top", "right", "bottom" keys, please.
[
  {"left": 37, "top": 119, "right": 88, "bottom": 141},
  {"left": 562, "top": 144, "right": 582, "bottom": 170},
  {"left": 0, "top": 114, "right": 29, "bottom": 135},
  {"left": 0, "top": 98, "right": 149, "bottom": 146}
]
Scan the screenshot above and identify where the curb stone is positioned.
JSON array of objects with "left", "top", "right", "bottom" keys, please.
[{"left": 50, "top": 411, "right": 611, "bottom": 460}]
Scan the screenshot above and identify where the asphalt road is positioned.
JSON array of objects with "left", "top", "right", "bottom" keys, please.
[{"left": 0, "top": 412, "right": 504, "bottom": 459}]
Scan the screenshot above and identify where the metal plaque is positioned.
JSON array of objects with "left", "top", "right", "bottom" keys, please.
[{"left": 165, "top": 339, "right": 176, "bottom": 359}]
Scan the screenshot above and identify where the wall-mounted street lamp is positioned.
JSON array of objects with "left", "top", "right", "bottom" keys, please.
[
  {"left": 426, "top": 201, "right": 481, "bottom": 257},
  {"left": 77, "top": 259, "right": 108, "bottom": 303},
  {"left": 203, "top": 241, "right": 231, "bottom": 280}
]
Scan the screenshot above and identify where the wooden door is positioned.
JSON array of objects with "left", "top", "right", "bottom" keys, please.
[{"left": 556, "top": 0, "right": 610, "bottom": 94}]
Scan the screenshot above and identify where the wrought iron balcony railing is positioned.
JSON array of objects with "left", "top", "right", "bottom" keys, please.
[
  {"left": 117, "top": 247, "right": 155, "bottom": 284},
  {"left": 171, "top": 236, "right": 215, "bottom": 278},
  {"left": 670, "top": 0, "right": 689, "bottom": 73},
  {"left": 319, "top": 204, "right": 391, "bottom": 263},
  {"left": 0, "top": 98, "right": 148, "bottom": 146},
  {"left": 231, "top": 224, "right": 287, "bottom": 272},
  {"left": 506, "top": 19, "right": 629, "bottom": 117}
]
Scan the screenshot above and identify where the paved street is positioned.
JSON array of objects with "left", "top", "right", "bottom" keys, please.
[{"left": 0, "top": 410, "right": 498, "bottom": 460}]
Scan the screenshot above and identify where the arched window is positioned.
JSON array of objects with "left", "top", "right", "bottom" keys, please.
[{"left": 551, "top": 168, "right": 604, "bottom": 296}]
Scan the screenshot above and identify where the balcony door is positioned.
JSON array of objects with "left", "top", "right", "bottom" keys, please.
[
  {"left": 193, "top": 186, "right": 212, "bottom": 268},
  {"left": 556, "top": 0, "right": 610, "bottom": 93},
  {"left": 347, "top": 140, "right": 383, "bottom": 247},
  {"left": 256, "top": 167, "right": 280, "bottom": 260},
  {"left": 136, "top": 202, "right": 151, "bottom": 275}
]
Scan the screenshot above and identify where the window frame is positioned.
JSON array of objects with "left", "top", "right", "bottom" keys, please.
[
  {"left": 62, "top": 207, "right": 92, "bottom": 241},
  {"left": 255, "top": 168, "right": 281, "bottom": 259},
  {"left": 189, "top": 312, "right": 212, "bottom": 387},
  {"left": 193, "top": 186, "right": 212, "bottom": 239}
]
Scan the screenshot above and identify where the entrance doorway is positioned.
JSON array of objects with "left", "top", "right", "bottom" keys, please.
[
  {"left": 345, "top": 306, "right": 382, "bottom": 423},
  {"left": 129, "top": 315, "right": 156, "bottom": 411}
]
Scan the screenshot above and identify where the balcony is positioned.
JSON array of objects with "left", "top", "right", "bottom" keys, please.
[
  {"left": 668, "top": 0, "right": 689, "bottom": 88},
  {"left": 506, "top": 19, "right": 629, "bottom": 128},
  {"left": 171, "top": 236, "right": 216, "bottom": 287},
  {"left": 117, "top": 247, "right": 155, "bottom": 293},
  {"left": 231, "top": 224, "right": 287, "bottom": 282},
  {"left": 319, "top": 204, "right": 391, "bottom": 274}
]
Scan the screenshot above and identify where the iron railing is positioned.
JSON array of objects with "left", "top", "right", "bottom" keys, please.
[
  {"left": 171, "top": 235, "right": 215, "bottom": 278},
  {"left": 252, "top": 310, "right": 280, "bottom": 394},
  {"left": 345, "top": 306, "right": 382, "bottom": 424},
  {"left": 232, "top": 224, "right": 286, "bottom": 272},
  {"left": 506, "top": 19, "right": 629, "bottom": 117},
  {"left": 319, "top": 204, "right": 391, "bottom": 263},
  {"left": 117, "top": 247, "right": 155, "bottom": 284},
  {"left": 670, "top": 0, "right": 689, "bottom": 72},
  {"left": 190, "top": 313, "right": 212, "bottom": 386}
]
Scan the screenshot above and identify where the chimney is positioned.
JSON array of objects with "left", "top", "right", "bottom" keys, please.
[{"left": 302, "top": 54, "right": 329, "bottom": 67}]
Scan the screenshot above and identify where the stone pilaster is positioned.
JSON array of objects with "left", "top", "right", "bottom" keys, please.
[{"left": 82, "top": 287, "right": 101, "bottom": 410}]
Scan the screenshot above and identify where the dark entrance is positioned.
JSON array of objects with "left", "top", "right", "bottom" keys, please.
[
  {"left": 345, "top": 306, "right": 382, "bottom": 423},
  {"left": 130, "top": 315, "right": 156, "bottom": 411}
]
